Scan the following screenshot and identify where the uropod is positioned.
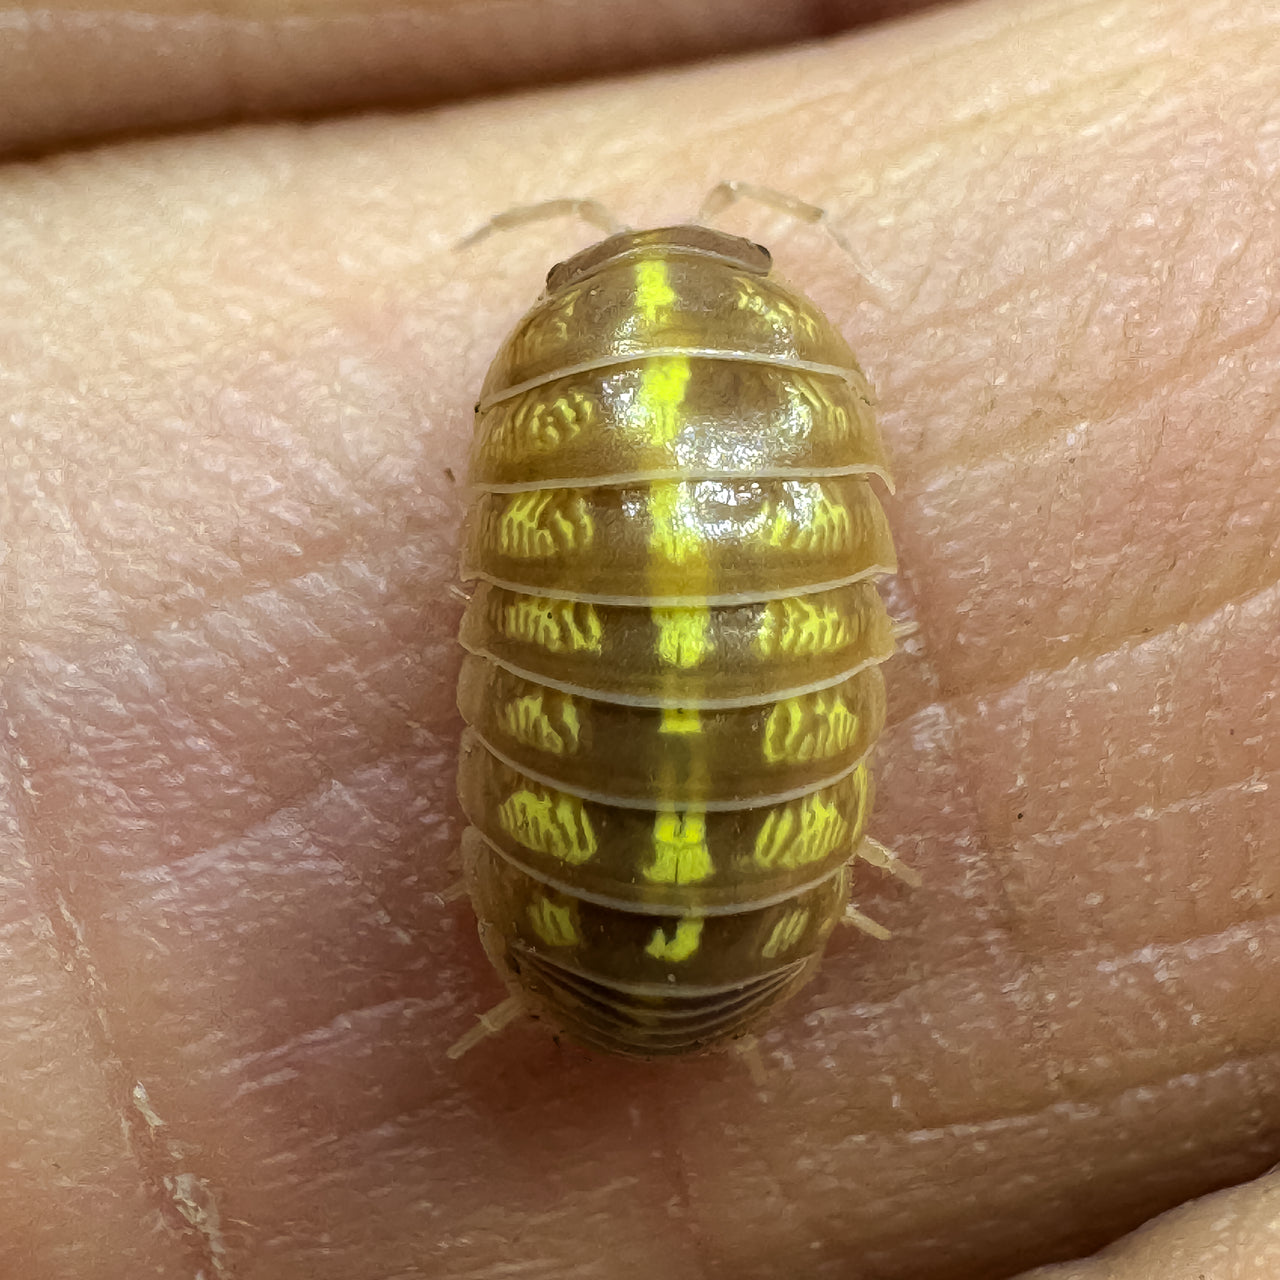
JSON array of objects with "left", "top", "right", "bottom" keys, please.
[{"left": 451, "top": 185, "right": 916, "bottom": 1060}]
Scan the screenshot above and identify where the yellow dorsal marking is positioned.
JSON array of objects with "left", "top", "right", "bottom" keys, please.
[
  {"left": 788, "top": 373, "right": 851, "bottom": 439},
  {"left": 653, "top": 606, "right": 713, "bottom": 668},
  {"left": 511, "top": 286, "right": 581, "bottom": 366},
  {"left": 633, "top": 264, "right": 701, "bottom": 577},
  {"left": 630, "top": 257, "right": 715, "bottom": 880},
  {"left": 734, "top": 277, "right": 819, "bottom": 339},
  {"left": 499, "top": 692, "right": 582, "bottom": 755},
  {"left": 528, "top": 895, "right": 579, "bottom": 946},
  {"left": 496, "top": 490, "right": 594, "bottom": 558},
  {"left": 753, "top": 791, "right": 850, "bottom": 870},
  {"left": 762, "top": 692, "right": 860, "bottom": 764},
  {"left": 793, "top": 484, "right": 854, "bottom": 554},
  {"left": 500, "top": 596, "right": 604, "bottom": 654},
  {"left": 645, "top": 809, "right": 713, "bottom": 884},
  {"left": 635, "top": 257, "right": 678, "bottom": 328},
  {"left": 761, "top": 908, "right": 810, "bottom": 959},
  {"left": 498, "top": 788, "right": 597, "bottom": 865},
  {"left": 660, "top": 706, "right": 702, "bottom": 735},
  {"left": 645, "top": 916, "right": 704, "bottom": 963},
  {"left": 634, "top": 354, "right": 692, "bottom": 448},
  {"left": 847, "top": 763, "right": 871, "bottom": 844},
  {"left": 494, "top": 387, "right": 594, "bottom": 459},
  {"left": 760, "top": 499, "right": 796, "bottom": 550},
  {"left": 752, "top": 482, "right": 854, "bottom": 556},
  {"left": 753, "top": 595, "right": 852, "bottom": 659},
  {"left": 649, "top": 482, "right": 709, "bottom": 567}
]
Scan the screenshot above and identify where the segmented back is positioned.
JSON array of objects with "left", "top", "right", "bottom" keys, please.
[{"left": 457, "top": 224, "right": 898, "bottom": 1056}]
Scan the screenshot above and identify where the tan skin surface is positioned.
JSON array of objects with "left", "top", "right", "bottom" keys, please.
[{"left": 1, "top": 0, "right": 1278, "bottom": 1276}]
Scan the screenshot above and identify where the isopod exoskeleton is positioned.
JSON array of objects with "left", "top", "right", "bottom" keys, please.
[{"left": 454, "top": 220, "right": 906, "bottom": 1057}]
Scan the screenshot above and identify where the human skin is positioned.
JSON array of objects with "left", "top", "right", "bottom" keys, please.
[
  {"left": 1, "top": 0, "right": 1278, "bottom": 1277},
  {"left": 0, "top": 0, "right": 937, "bottom": 158}
]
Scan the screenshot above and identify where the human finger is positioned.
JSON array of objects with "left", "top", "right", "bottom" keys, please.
[
  {"left": 0, "top": 0, "right": 944, "bottom": 157},
  {"left": 1, "top": 0, "right": 1277, "bottom": 1276},
  {"left": 1016, "top": 1166, "right": 1280, "bottom": 1279}
]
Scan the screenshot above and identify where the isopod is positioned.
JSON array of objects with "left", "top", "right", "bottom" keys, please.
[{"left": 452, "top": 192, "right": 913, "bottom": 1059}]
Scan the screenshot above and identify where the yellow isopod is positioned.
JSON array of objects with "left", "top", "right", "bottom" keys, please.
[{"left": 452, "top": 187, "right": 916, "bottom": 1059}]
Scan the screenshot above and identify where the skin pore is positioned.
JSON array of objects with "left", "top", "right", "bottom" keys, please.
[{"left": 1, "top": 1, "right": 1277, "bottom": 1277}]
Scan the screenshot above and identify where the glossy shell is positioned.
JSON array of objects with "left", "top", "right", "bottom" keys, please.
[{"left": 457, "top": 224, "right": 897, "bottom": 1056}]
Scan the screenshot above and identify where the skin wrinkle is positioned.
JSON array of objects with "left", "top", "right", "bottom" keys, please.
[
  {"left": 758, "top": 1050, "right": 1280, "bottom": 1147},
  {"left": 893, "top": 467, "right": 1279, "bottom": 718},
  {"left": 112, "top": 754, "right": 440, "bottom": 877},
  {"left": 887, "top": 101, "right": 1276, "bottom": 373},
  {"left": 0, "top": 3, "right": 903, "bottom": 156},
  {"left": 824, "top": 20, "right": 1270, "bottom": 206},
  {"left": 789, "top": 962, "right": 1280, "bottom": 1147},
  {"left": 1021, "top": 1173, "right": 1280, "bottom": 1278},
  {"left": 897, "top": 183, "right": 1280, "bottom": 479},
  {"left": 1024, "top": 761, "right": 1278, "bottom": 851},
  {"left": 673, "top": 1061, "right": 1279, "bottom": 1276},
  {"left": 679, "top": 0, "right": 1203, "bottom": 155},
  {"left": 224, "top": 995, "right": 440, "bottom": 1081},
  {"left": 106, "top": 540, "right": 461, "bottom": 638},
  {"left": 124, "top": 756, "right": 465, "bottom": 973},
  {"left": 9, "top": 780, "right": 222, "bottom": 1273},
  {"left": 928, "top": 655, "right": 1027, "bottom": 966},
  {"left": 959, "top": 772, "right": 1268, "bottom": 941},
  {"left": 924, "top": 562, "right": 1279, "bottom": 780},
  {"left": 661, "top": 1088, "right": 711, "bottom": 1280},
  {"left": 530, "top": 0, "right": 1273, "bottom": 244},
  {"left": 809, "top": 735, "right": 1276, "bottom": 1106},
  {"left": 12, "top": 609, "right": 460, "bottom": 904},
  {"left": 894, "top": 379, "right": 1279, "bottom": 709}
]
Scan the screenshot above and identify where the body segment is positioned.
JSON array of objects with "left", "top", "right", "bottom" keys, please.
[{"left": 457, "top": 225, "right": 898, "bottom": 1056}]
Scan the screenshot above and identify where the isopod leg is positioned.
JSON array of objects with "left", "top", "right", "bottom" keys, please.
[
  {"left": 857, "top": 836, "right": 923, "bottom": 887},
  {"left": 445, "top": 995, "right": 526, "bottom": 1061},
  {"left": 841, "top": 903, "right": 891, "bottom": 940},
  {"left": 456, "top": 198, "right": 626, "bottom": 250},
  {"left": 696, "top": 179, "right": 892, "bottom": 300},
  {"left": 733, "top": 1034, "right": 769, "bottom": 1086}
]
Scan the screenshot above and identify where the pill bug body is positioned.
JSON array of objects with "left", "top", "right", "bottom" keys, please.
[{"left": 457, "top": 225, "right": 898, "bottom": 1057}]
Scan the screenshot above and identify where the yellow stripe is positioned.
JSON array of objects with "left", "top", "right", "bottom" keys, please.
[
  {"left": 528, "top": 895, "right": 579, "bottom": 946},
  {"left": 635, "top": 257, "right": 678, "bottom": 327},
  {"left": 634, "top": 257, "right": 714, "bottom": 879},
  {"left": 635, "top": 355, "right": 691, "bottom": 448},
  {"left": 645, "top": 916, "right": 704, "bottom": 962},
  {"left": 645, "top": 809, "right": 713, "bottom": 884}
]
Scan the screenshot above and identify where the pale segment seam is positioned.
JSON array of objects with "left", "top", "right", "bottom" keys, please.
[
  {"left": 464, "top": 563, "right": 898, "bottom": 606},
  {"left": 462, "top": 726, "right": 873, "bottom": 812},
  {"left": 471, "top": 461, "right": 894, "bottom": 494},
  {"left": 458, "top": 641, "right": 893, "bottom": 710},
  {"left": 478, "top": 350, "right": 869, "bottom": 411}
]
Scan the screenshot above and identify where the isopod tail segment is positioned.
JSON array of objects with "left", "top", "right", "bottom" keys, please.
[
  {"left": 455, "top": 180, "right": 891, "bottom": 303},
  {"left": 445, "top": 833, "right": 921, "bottom": 1062}
]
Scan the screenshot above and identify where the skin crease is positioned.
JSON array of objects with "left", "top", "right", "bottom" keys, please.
[
  {"left": 0, "top": 0, "right": 940, "bottom": 157},
  {"left": 0, "top": 0, "right": 1278, "bottom": 1277}
]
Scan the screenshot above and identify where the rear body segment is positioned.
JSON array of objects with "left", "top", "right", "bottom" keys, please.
[{"left": 457, "top": 225, "right": 898, "bottom": 1056}]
